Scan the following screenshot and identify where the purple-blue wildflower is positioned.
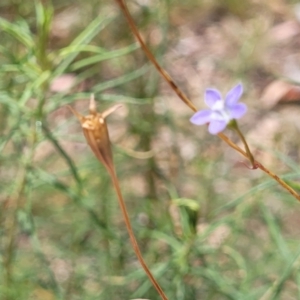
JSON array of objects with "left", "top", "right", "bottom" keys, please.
[{"left": 190, "top": 83, "right": 247, "bottom": 134}]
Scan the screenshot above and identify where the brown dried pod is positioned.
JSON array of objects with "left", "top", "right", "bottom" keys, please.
[{"left": 68, "top": 95, "right": 121, "bottom": 172}]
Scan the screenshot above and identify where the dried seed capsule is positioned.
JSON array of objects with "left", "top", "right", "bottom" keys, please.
[{"left": 68, "top": 94, "right": 121, "bottom": 172}]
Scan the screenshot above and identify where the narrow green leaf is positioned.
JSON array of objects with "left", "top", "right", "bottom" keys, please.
[
  {"left": 260, "top": 203, "right": 291, "bottom": 261},
  {"left": 59, "top": 45, "right": 107, "bottom": 57},
  {"left": 0, "top": 17, "right": 34, "bottom": 48},
  {"left": 194, "top": 268, "right": 243, "bottom": 300},
  {"left": 172, "top": 198, "right": 200, "bottom": 211},
  {"left": 259, "top": 247, "right": 300, "bottom": 300},
  {"left": 53, "top": 13, "right": 115, "bottom": 77},
  {"left": 92, "top": 64, "right": 149, "bottom": 93},
  {"left": 70, "top": 43, "right": 139, "bottom": 70},
  {"left": 19, "top": 71, "right": 51, "bottom": 106}
]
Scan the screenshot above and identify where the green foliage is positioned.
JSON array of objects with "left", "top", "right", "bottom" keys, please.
[{"left": 1, "top": 1, "right": 300, "bottom": 300}]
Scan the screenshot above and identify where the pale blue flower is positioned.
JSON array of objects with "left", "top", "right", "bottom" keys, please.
[{"left": 190, "top": 83, "right": 247, "bottom": 134}]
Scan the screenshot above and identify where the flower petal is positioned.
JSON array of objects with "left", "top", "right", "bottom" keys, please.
[
  {"left": 228, "top": 103, "right": 247, "bottom": 119},
  {"left": 208, "top": 120, "right": 227, "bottom": 134},
  {"left": 190, "top": 109, "right": 212, "bottom": 125},
  {"left": 205, "top": 89, "right": 222, "bottom": 108},
  {"left": 225, "top": 83, "right": 243, "bottom": 106}
]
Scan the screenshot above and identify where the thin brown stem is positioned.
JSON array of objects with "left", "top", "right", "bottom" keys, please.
[
  {"left": 218, "top": 132, "right": 246, "bottom": 156},
  {"left": 255, "top": 162, "right": 300, "bottom": 201},
  {"left": 107, "top": 167, "right": 168, "bottom": 300},
  {"left": 114, "top": 0, "right": 300, "bottom": 203},
  {"left": 115, "top": 0, "right": 197, "bottom": 113}
]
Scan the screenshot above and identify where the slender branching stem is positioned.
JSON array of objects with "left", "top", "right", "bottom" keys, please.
[
  {"left": 217, "top": 132, "right": 245, "bottom": 156},
  {"left": 218, "top": 133, "right": 300, "bottom": 200},
  {"left": 114, "top": 0, "right": 300, "bottom": 203},
  {"left": 230, "top": 120, "right": 255, "bottom": 168}
]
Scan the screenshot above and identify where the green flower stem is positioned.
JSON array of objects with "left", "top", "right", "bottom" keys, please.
[{"left": 229, "top": 119, "right": 256, "bottom": 168}]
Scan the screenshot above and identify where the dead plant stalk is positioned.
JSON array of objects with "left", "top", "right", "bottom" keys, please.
[{"left": 68, "top": 96, "right": 168, "bottom": 300}]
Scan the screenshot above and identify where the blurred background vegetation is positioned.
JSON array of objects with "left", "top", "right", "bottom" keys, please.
[{"left": 2, "top": 0, "right": 300, "bottom": 299}]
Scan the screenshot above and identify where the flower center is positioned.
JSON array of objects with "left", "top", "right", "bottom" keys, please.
[
  {"left": 210, "top": 100, "right": 231, "bottom": 123},
  {"left": 211, "top": 100, "right": 224, "bottom": 110}
]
